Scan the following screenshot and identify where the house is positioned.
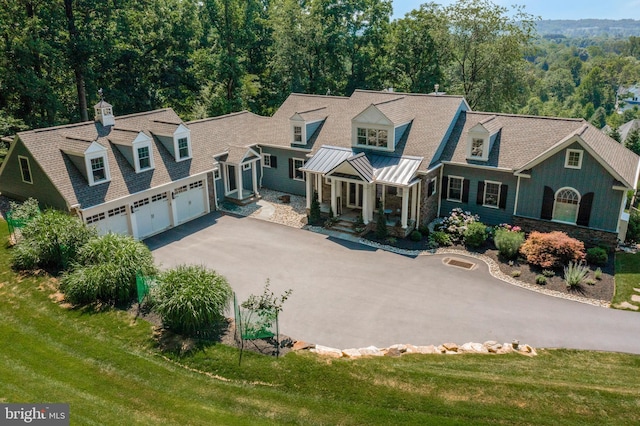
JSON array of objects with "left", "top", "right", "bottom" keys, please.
[
  {"left": 618, "top": 119, "right": 640, "bottom": 145},
  {"left": 1, "top": 90, "right": 638, "bottom": 247},
  {"left": 617, "top": 85, "right": 640, "bottom": 114}
]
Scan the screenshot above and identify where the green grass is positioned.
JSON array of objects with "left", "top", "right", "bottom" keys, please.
[
  {"left": 2, "top": 219, "right": 640, "bottom": 425},
  {"left": 614, "top": 252, "right": 640, "bottom": 308}
]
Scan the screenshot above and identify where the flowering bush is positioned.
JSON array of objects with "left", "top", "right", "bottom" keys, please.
[
  {"left": 441, "top": 208, "right": 480, "bottom": 243},
  {"left": 519, "top": 231, "right": 585, "bottom": 269},
  {"left": 495, "top": 223, "right": 522, "bottom": 233}
]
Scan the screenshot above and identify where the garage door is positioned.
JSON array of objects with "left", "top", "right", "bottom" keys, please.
[
  {"left": 133, "top": 193, "right": 171, "bottom": 239},
  {"left": 174, "top": 180, "right": 207, "bottom": 224},
  {"left": 85, "top": 205, "right": 129, "bottom": 236}
]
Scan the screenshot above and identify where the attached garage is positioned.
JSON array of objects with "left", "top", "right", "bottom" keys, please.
[
  {"left": 85, "top": 205, "right": 129, "bottom": 236},
  {"left": 174, "top": 179, "right": 207, "bottom": 224},
  {"left": 133, "top": 192, "right": 171, "bottom": 239}
]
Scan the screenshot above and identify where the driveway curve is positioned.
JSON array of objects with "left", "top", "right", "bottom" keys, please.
[{"left": 146, "top": 213, "right": 640, "bottom": 354}]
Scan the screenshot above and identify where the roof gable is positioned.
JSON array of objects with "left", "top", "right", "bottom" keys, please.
[{"left": 352, "top": 104, "right": 394, "bottom": 127}]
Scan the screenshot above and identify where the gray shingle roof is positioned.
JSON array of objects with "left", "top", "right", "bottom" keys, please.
[{"left": 620, "top": 119, "right": 640, "bottom": 143}]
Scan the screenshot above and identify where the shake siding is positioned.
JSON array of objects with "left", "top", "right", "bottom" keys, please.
[
  {"left": 0, "top": 139, "right": 68, "bottom": 210},
  {"left": 516, "top": 142, "right": 622, "bottom": 231},
  {"left": 260, "top": 146, "right": 307, "bottom": 195},
  {"left": 440, "top": 164, "right": 517, "bottom": 225}
]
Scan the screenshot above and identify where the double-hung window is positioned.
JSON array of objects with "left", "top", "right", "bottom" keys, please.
[
  {"left": 178, "top": 137, "right": 190, "bottom": 159},
  {"left": 292, "top": 158, "right": 305, "bottom": 181},
  {"left": 137, "top": 146, "right": 151, "bottom": 170},
  {"left": 91, "top": 157, "right": 107, "bottom": 183},
  {"left": 483, "top": 182, "right": 500, "bottom": 208},
  {"left": 447, "top": 176, "right": 463, "bottom": 202}
]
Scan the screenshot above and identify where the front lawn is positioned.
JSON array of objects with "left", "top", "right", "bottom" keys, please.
[
  {"left": 2, "top": 220, "right": 640, "bottom": 425},
  {"left": 614, "top": 252, "right": 640, "bottom": 309}
]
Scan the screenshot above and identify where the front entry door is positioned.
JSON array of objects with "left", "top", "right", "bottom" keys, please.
[{"left": 347, "top": 182, "right": 363, "bottom": 208}]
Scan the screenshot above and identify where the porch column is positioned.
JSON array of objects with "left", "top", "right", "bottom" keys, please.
[
  {"left": 306, "top": 172, "right": 312, "bottom": 209},
  {"left": 317, "top": 174, "right": 323, "bottom": 202},
  {"left": 331, "top": 179, "right": 337, "bottom": 215},
  {"left": 401, "top": 187, "right": 409, "bottom": 229},
  {"left": 252, "top": 162, "right": 259, "bottom": 196},
  {"left": 335, "top": 180, "right": 342, "bottom": 215},
  {"left": 362, "top": 183, "right": 370, "bottom": 224},
  {"left": 411, "top": 184, "right": 418, "bottom": 222},
  {"left": 237, "top": 165, "right": 243, "bottom": 198}
]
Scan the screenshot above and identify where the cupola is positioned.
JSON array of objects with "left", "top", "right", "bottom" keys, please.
[{"left": 94, "top": 88, "right": 115, "bottom": 127}]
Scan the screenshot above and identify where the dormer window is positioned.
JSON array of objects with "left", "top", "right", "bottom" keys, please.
[
  {"left": 471, "top": 138, "right": 484, "bottom": 157},
  {"left": 565, "top": 149, "right": 583, "bottom": 169},
  {"left": 178, "top": 137, "right": 190, "bottom": 159},
  {"left": 137, "top": 146, "right": 151, "bottom": 170},
  {"left": 83, "top": 141, "right": 111, "bottom": 186},
  {"left": 356, "top": 127, "right": 388, "bottom": 148},
  {"left": 90, "top": 156, "right": 107, "bottom": 184},
  {"left": 293, "top": 126, "right": 303, "bottom": 143}
]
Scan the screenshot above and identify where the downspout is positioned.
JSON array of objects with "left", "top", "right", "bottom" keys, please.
[
  {"left": 437, "top": 165, "right": 444, "bottom": 217},
  {"left": 513, "top": 175, "right": 521, "bottom": 216}
]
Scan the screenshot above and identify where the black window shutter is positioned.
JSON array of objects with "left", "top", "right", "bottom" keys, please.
[
  {"left": 499, "top": 185, "right": 508, "bottom": 209},
  {"left": 288, "top": 158, "right": 293, "bottom": 179},
  {"left": 577, "top": 192, "right": 594, "bottom": 226},
  {"left": 462, "top": 179, "right": 470, "bottom": 203},
  {"left": 428, "top": 180, "right": 435, "bottom": 197},
  {"left": 271, "top": 156, "right": 278, "bottom": 169},
  {"left": 541, "top": 186, "right": 554, "bottom": 220},
  {"left": 441, "top": 176, "right": 448, "bottom": 200},
  {"left": 477, "top": 181, "right": 485, "bottom": 205}
]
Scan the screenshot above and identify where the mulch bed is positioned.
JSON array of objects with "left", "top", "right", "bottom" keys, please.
[{"left": 363, "top": 233, "right": 615, "bottom": 303}]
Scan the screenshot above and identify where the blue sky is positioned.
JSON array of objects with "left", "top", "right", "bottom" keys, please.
[{"left": 392, "top": 0, "right": 640, "bottom": 20}]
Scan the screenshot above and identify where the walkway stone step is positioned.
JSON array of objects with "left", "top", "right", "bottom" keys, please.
[{"left": 614, "top": 301, "right": 639, "bottom": 311}]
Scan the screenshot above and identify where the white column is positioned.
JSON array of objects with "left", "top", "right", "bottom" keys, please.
[
  {"left": 331, "top": 179, "right": 337, "bottom": 215},
  {"left": 411, "top": 184, "right": 418, "bottom": 222},
  {"left": 401, "top": 187, "right": 409, "bottom": 229},
  {"left": 237, "top": 165, "right": 243, "bottom": 198},
  {"left": 362, "top": 183, "right": 370, "bottom": 224},
  {"left": 252, "top": 162, "right": 259, "bottom": 196},
  {"left": 335, "top": 180, "right": 342, "bottom": 215},
  {"left": 317, "top": 174, "right": 323, "bottom": 203},
  {"left": 306, "top": 173, "right": 313, "bottom": 209}
]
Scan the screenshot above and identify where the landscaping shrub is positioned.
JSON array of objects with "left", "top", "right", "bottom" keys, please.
[
  {"left": 429, "top": 231, "right": 452, "bottom": 247},
  {"left": 410, "top": 230, "right": 422, "bottom": 242},
  {"left": 12, "top": 209, "right": 96, "bottom": 271},
  {"left": 463, "top": 221, "right": 487, "bottom": 248},
  {"left": 625, "top": 208, "right": 640, "bottom": 243},
  {"left": 519, "top": 231, "right": 585, "bottom": 269},
  {"left": 564, "top": 261, "right": 589, "bottom": 288},
  {"left": 60, "top": 233, "right": 156, "bottom": 305},
  {"left": 535, "top": 275, "right": 547, "bottom": 285},
  {"left": 493, "top": 228, "right": 525, "bottom": 259},
  {"left": 418, "top": 224, "right": 430, "bottom": 238},
  {"left": 542, "top": 269, "right": 555, "bottom": 277},
  {"left": 375, "top": 207, "right": 388, "bottom": 239},
  {"left": 511, "top": 270, "right": 521, "bottom": 277},
  {"left": 308, "top": 191, "right": 321, "bottom": 226},
  {"left": 441, "top": 208, "right": 479, "bottom": 243},
  {"left": 153, "top": 265, "right": 232, "bottom": 335},
  {"left": 594, "top": 267, "right": 603, "bottom": 280},
  {"left": 586, "top": 247, "right": 608, "bottom": 266},
  {"left": 8, "top": 197, "right": 40, "bottom": 222}
]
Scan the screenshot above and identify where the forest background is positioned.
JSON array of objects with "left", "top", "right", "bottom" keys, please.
[{"left": 1, "top": 0, "right": 640, "bottom": 142}]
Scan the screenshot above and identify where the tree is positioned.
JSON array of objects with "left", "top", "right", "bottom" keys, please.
[
  {"left": 608, "top": 126, "right": 622, "bottom": 143},
  {"left": 625, "top": 128, "right": 640, "bottom": 155},
  {"left": 376, "top": 207, "right": 388, "bottom": 239},
  {"left": 308, "top": 191, "right": 321, "bottom": 225},
  {"left": 438, "top": 0, "right": 536, "bottom": 111},
  {"left": 153, "top": 265, "right": 232, "bottom": 335}
]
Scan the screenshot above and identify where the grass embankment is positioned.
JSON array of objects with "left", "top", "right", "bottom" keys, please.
[
  {"left": 2, "top": 220, "right": 640, "bottom": 425},
  {"left": 614, "top": 252, "right": 640, "bottom": 309}
]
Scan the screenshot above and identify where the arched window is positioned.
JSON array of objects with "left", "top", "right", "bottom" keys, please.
[{"left": 553, "top": 187, "right": 580, "bottom": 223}]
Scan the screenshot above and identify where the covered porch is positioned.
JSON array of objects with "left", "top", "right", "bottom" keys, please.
[
  {"left": 301, "top": 146, "right": 423, "bottom": 233},
  {"left": 216, "top": 146, "right": 261, "bottom": 205}
]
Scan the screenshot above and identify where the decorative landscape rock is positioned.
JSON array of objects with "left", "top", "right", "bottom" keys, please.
[
  {"left": 459, "top": 342, "right": 489, "bottom": 354},
  {"left": 358, "top": 346, "right": 384, "bottom": 357},
  {"left": 292, "top": 340, "right": 314, "bottom": 351},
  {"left": 312, "top": 345, "right": 343, "bottom": 358},
  {"left": 613, "top": 301, "right": 639, "bottom": 311},
  {"left": 342, "top": 348, "right": 362, "bottom": 358}
]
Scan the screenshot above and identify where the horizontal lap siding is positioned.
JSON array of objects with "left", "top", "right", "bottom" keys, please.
[
  {"left": 441, "top": 164, "right": 517, "bottom": 225},
  {"left": 0, "top": 139, "right": 68, "bottom": 210},
  {"left": 260, "top": 146, "right": 307, "bottom": 196},
  {"left": 516, "top": 142, "right": 622, "bottom": 232}
]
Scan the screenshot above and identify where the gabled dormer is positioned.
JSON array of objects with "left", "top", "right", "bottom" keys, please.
[
  {"left": 110, "top": 130, "right": 155, "bottom": 173},
  {"left": 62, "top": 137, "right": 112, "bottom": 186},
  {"left": 466, "top": 115, "right": 501, "bottom": 162},
  {"left": 351, "top": 98, "right": 413, "bottom": 152},
  {"left": 290, "top": 107, "right": 327, "bottom": 146},
  {"left": 150, "top": 120, "right": 192, "bottom": 162}
]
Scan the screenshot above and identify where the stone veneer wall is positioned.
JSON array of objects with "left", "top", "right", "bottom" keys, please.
[
  {"left": 513, "top": 216, "right": 618, "bottom": 249},
  {"left": 419, "top": 171, "right": 440, "bottom": 228},
  {"left": 206, "top": 172, "right": 216, "bottom": 211}
]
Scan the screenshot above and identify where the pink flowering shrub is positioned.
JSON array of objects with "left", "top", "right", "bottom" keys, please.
[
  {"left": 440, "top": 208, "right": 480, "bottom": 243},
  {"left": 519, "top": 231, "right": 585, "bottom": 268}
]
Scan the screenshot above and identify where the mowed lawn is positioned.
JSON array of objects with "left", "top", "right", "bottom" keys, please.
[{"left": 1, "top": 221, "right": 640, "bottom": 425}]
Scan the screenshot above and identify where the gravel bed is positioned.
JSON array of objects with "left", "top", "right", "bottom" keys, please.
[{"left": 220, "top": 189, "right": 308, "bottom": 228}]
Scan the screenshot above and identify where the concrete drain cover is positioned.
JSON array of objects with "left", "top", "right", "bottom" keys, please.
[{"left": 443, "top": 257, "right": 476, "bottom": 270}]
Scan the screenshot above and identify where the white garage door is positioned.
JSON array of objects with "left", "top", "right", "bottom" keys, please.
[
  {"left": 174, "top": 180, "right": 207, "bottom": 224},
  {"left": 133, "top": 193, "right": 171, "bottom": 239},
  {"left": 85, "top": 205, "right": 129, "bottom": 236}
]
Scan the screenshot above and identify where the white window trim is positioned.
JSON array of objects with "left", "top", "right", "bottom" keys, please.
[
  {"left": 263, "top": 153, "right": 272, "bottom": 168},
  {"left": 85, "top": 153, "right": 111, "bottom": 186},
  {"left": 483, "top": 180, "right": 501, "bottom": 209},
  {"left": 354, "top": 126, "right": 392, "bottom": 151},
  {"left": 174, "top": 132, "right": 192, "bottom": 161},
  {"left": 447, "top": 175, "right": 464, "bottom": 202},
  {"left": 213, "top": 169, "right": 221, "bottom": 180},
  {"left": 429, "top": 177, "right": 437, "bottom": 196},
  {"left": 133, "top": 144, "right": 154, "bottom": 173},
  {"left": 18, "top": 155, "right": 33, "bottom": 184},
  {"left": 242, "top": 163, "right": 251, "bottom": 171},
  {"left": 292, "top": 124, "right": 305, "bottom": 145},
  {"left": 552, "top": 186, "right": 581, "bottom": 224},
  {"left": 564, "top": 149, "right": 583, "bottom": 169},
  {"left": 466, "top": 134, "right": 489, "bottom": 161},
  {"left": 292, "top": 158, "right": 305, "bottom": 182}
]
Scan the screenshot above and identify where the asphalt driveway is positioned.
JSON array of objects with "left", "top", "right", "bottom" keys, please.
[{"left": 146, "top": 212, "right": 640, "bottom": 354}]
